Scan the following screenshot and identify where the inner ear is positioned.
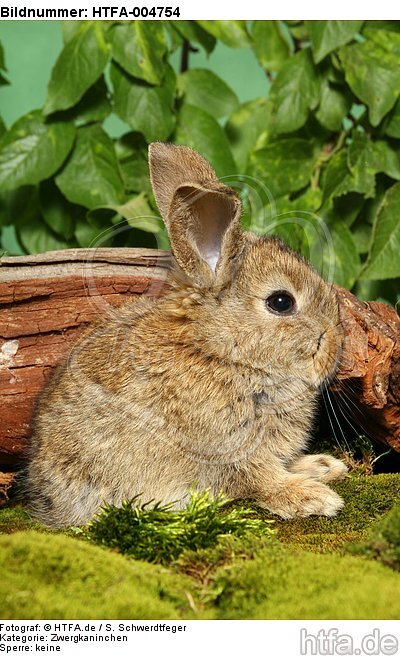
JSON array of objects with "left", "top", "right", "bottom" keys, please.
[
  {"left": 170, "top": 185, "right": 240, "bottom": 274},
  {"left": 188, "top": 191, "right": 234, "bottom": 272},
  {"left": 167, "top": 182, "right": 244, "bottom": 288}
]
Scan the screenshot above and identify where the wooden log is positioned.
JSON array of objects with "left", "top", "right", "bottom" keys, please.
[
  {"left": 0, "top": 248, "right": 171, "bottom": 468},
  {"left": 0, "top": 248, "right": 399, "bottom": 473},
  {"left": 333, "top": 287, "right": 400, "bottom": 451}
]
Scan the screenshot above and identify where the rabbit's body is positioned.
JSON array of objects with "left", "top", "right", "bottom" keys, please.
[{"left": 27, "top": 144, "right": 347, "bottom": 527}]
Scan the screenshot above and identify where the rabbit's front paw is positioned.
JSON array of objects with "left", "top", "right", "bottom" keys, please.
[
  {"left": 288, "top": 454, "right": 348, "bottom": 483},
  {"left": 258, "top": 477, "right": 344, "bottom": 519}
]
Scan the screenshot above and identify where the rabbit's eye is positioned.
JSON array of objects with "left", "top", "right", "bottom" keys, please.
[{"left": 265, "top": 292, "right": 296, "bottom": 315}]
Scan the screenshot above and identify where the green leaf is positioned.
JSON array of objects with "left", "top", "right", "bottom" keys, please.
[
  {"left": 55, "top": 124, "right": 125, "bottom": 209},
  {"left": 323, "top": 133, "right": 400, "bottom": 211},
  {"left": 0, "top": 116, "right": 5, "bottom": 139},
  {"left": 121, "top": 194, "right": 163, "bottom": 233},
  {"left": 177, "top": 69, "right": 239, "bottom": 119},
  {"left": 163, "top": 22, "right": 184, "bottom": 51},
  {"left": 251, "top": 207, "right": 306, "bottom": 253},
  {"left": 61, "top": 21, "right": 87, "bottom": 43},
  {"left": 372, "top": 140, "right": 400, "bottom": 181},
  {"left": 269, "top": 49, "right": 321, "bottom": 134},
  {"left": 322, "top": 150, "right": 355, "bottom": 203},
  {"left": 114, "top": 132, "right": 151, "bottom": 194},
  {"left": 325, "top": 193, "right": 365, "bottom": 228},
  {"left": 173, "top": 21, "right": 216, "bottom": 54},
  {"left": 111, "top": 62, "right": 176, "bottom": 142},
  {"left": 226, "top": 98, "right": 272, "bottom": 172},
  {"left": 347, "top": 132, "right": 400, "bottom": 195},
  {"left": 120, "top": 158, "right": 150, "bottom": 195},
  {"left": 355, "top": 278, "right": 400, "bottom": 307},
  {"left": 292, "top": 187, "right": 323, "bottom": 212},
  {"left": 315, "top": 82, "right": 351, "bottom": 131},
  {"left": 74, "top": 215, "right": 114, "bottom": 248},
  {"left": 365, "top": 26, "right": 400, "bottom": 55},
  {"left": 361, "top": 183, "right": 400, "bottom": 280},
  {"left": 71, "top": 77, "right": 111, "bottom": 124},
  {"left": 197, "top": 21, "right": 251, "bottom": 48},
  {"left": 115, "top": 132, "right": 152, "bottom": 194},
  {"left": 252, "top": 21, "right": 291, "bottom": 72},
  {"left": 307, "top": 21, "right": 363, "bottom": 63},
  {"left": 45, "top": 22, "right": 110, "bottom": 115},
  {"left": 109, "top": 22, "right": 166, "bottom": 85},
  {"left": 248, "top": 139, "right": 315, "bottom": 198},
  {"left": 115, "top": 131, "right": 146, "bottom": 158},
  {"left": 174, "top": 104, "right": 236, "bottom": 179},
  {"left": 0, "top": 185, "right": 37, "bottom": 227},
  {"left": 347, "top": 131, "right": 376, "bottom": 198},
  {"left": 89, "top": 194, "right": 163, "bottom": 234},
  {"left": 352, "top": 222, "right": 372, "bottom": 254},
  {"left": 339, "top": 33, "right": 400, "bottom": 126},
  {"left": 288, "top": 21, "right": 308, "bottom": 40},
  {"left": 0, "top": 111, "right": 76, "bottom": 192},
  {"left": 57, "top": 77, "right": 111, "bottom": 125},
  {"left": 17, "top": 214, "right": 71, "bottom": 254},
  {"left": 328, "top": 221, "right": 361, "bottom": 288},
  {"left": 384, "top": 98, "right": 400, "bottom": 138},
  {"left": 39, "top": 179, "right": 77, "bottom": 239},
  {"left": 362, "top": 21, "right": 400, "bottom": 35}
]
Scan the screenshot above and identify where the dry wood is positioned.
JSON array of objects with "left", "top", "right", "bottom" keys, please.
[
  {"left": 0, "top": 248, "right": 398, "bottom": 474},
  {"left": 0, "top": 471, "right": 15, "bottom": 506},
  {"left": 0, "top": 248, "right": 171, "bottom": 468},
  {"left": 334, "top": 287, "right": 400, "bottom": 451}
]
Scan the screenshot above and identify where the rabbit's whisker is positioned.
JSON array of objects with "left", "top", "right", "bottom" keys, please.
[
  {"left": 332, "top": 386, "right": 378, "bottom": 445},
  {"left": 320, "top": 383, "right": 343, "bottom": 450},
  {"left": 323, "top": 385, "right": 351, "bottom": 451}
]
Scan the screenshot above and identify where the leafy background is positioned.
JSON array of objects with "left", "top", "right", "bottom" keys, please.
[{"left": 0, "top": 20, "right": 399, "bottom": 305}]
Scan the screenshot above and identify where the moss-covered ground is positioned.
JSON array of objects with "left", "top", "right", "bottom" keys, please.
[{"left": 1, "top": 473, "right": 400, "bottom": 620}]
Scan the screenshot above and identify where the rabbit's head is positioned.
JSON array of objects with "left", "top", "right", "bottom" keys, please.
[{"left": 149, "top": 143, "right": 343, "bottom": 393}]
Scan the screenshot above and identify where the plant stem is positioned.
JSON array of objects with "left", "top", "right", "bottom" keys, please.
[
  {"left": 180, "top": 40, "right": 190, "bottom": 73},
  {"left": 311, "top": 129, "right": 347, "bottom": 190}
]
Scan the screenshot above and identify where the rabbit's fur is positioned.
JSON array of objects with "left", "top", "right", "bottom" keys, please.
[{"left": 27, "top": 143, "right": 347, "bottom": 527}]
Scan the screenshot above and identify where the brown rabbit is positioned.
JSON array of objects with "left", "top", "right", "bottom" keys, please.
[{"left": 27, "top": 142, "right": 347, "bottom": 527}]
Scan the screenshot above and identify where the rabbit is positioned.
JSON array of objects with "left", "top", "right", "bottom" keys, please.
[{"left": 27, "top": 142, "right": 347, "bottom": 527}]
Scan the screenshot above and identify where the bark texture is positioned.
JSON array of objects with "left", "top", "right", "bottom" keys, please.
[
  {"left": 334, "top": 287, "right": 400, "bottom": 451},
  {"left": 0, "top": 248, "right": 398, "bottom": 475}
]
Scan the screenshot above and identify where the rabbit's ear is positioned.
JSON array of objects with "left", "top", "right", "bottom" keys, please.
[
  {"left": 149, "top": 142, "right": 218, "bottom": 220},
  {"left": 149, "top": 142, "right": 244, "bottom": 287}
]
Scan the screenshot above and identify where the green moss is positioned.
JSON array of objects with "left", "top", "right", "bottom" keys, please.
[
  {"left": 213, "top": 547, "right": 400, "bottom": 619},
  {"left": 1, "top": 475, "right": 400, "bottom": 621},
  {"left": 274, "top": 474, "right": 400, "bottom": 552},
  {"left": 175, "top": 533, "right": 274, "bottom": 583},
  {"left": 87, "top": 490, "right": 274, "bottom": 564},
  {"left": 0, "top": 505, "right": 41, "bottom": 534},
  {"left": 0, "top": 531, "right": 197, "bottom": 619},
  {"left": 352, "top": 503, "right": 400, "bottom": 571}
]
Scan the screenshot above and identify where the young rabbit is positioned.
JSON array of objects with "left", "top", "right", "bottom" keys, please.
[{"left": 27, "top": 142, "right": 347, "bottom": 527}]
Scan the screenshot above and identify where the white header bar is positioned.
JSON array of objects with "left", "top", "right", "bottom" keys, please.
[{"left": 0, "top": 0, "right": 398, "bottom": 20}]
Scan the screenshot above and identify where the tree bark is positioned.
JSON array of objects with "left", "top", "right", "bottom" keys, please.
[
  {"left": 0, "top": 248, "right": 399, "bottom": 477},
  {"left": 333, "top": 287, "right": 400, "bottom": 451}
]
